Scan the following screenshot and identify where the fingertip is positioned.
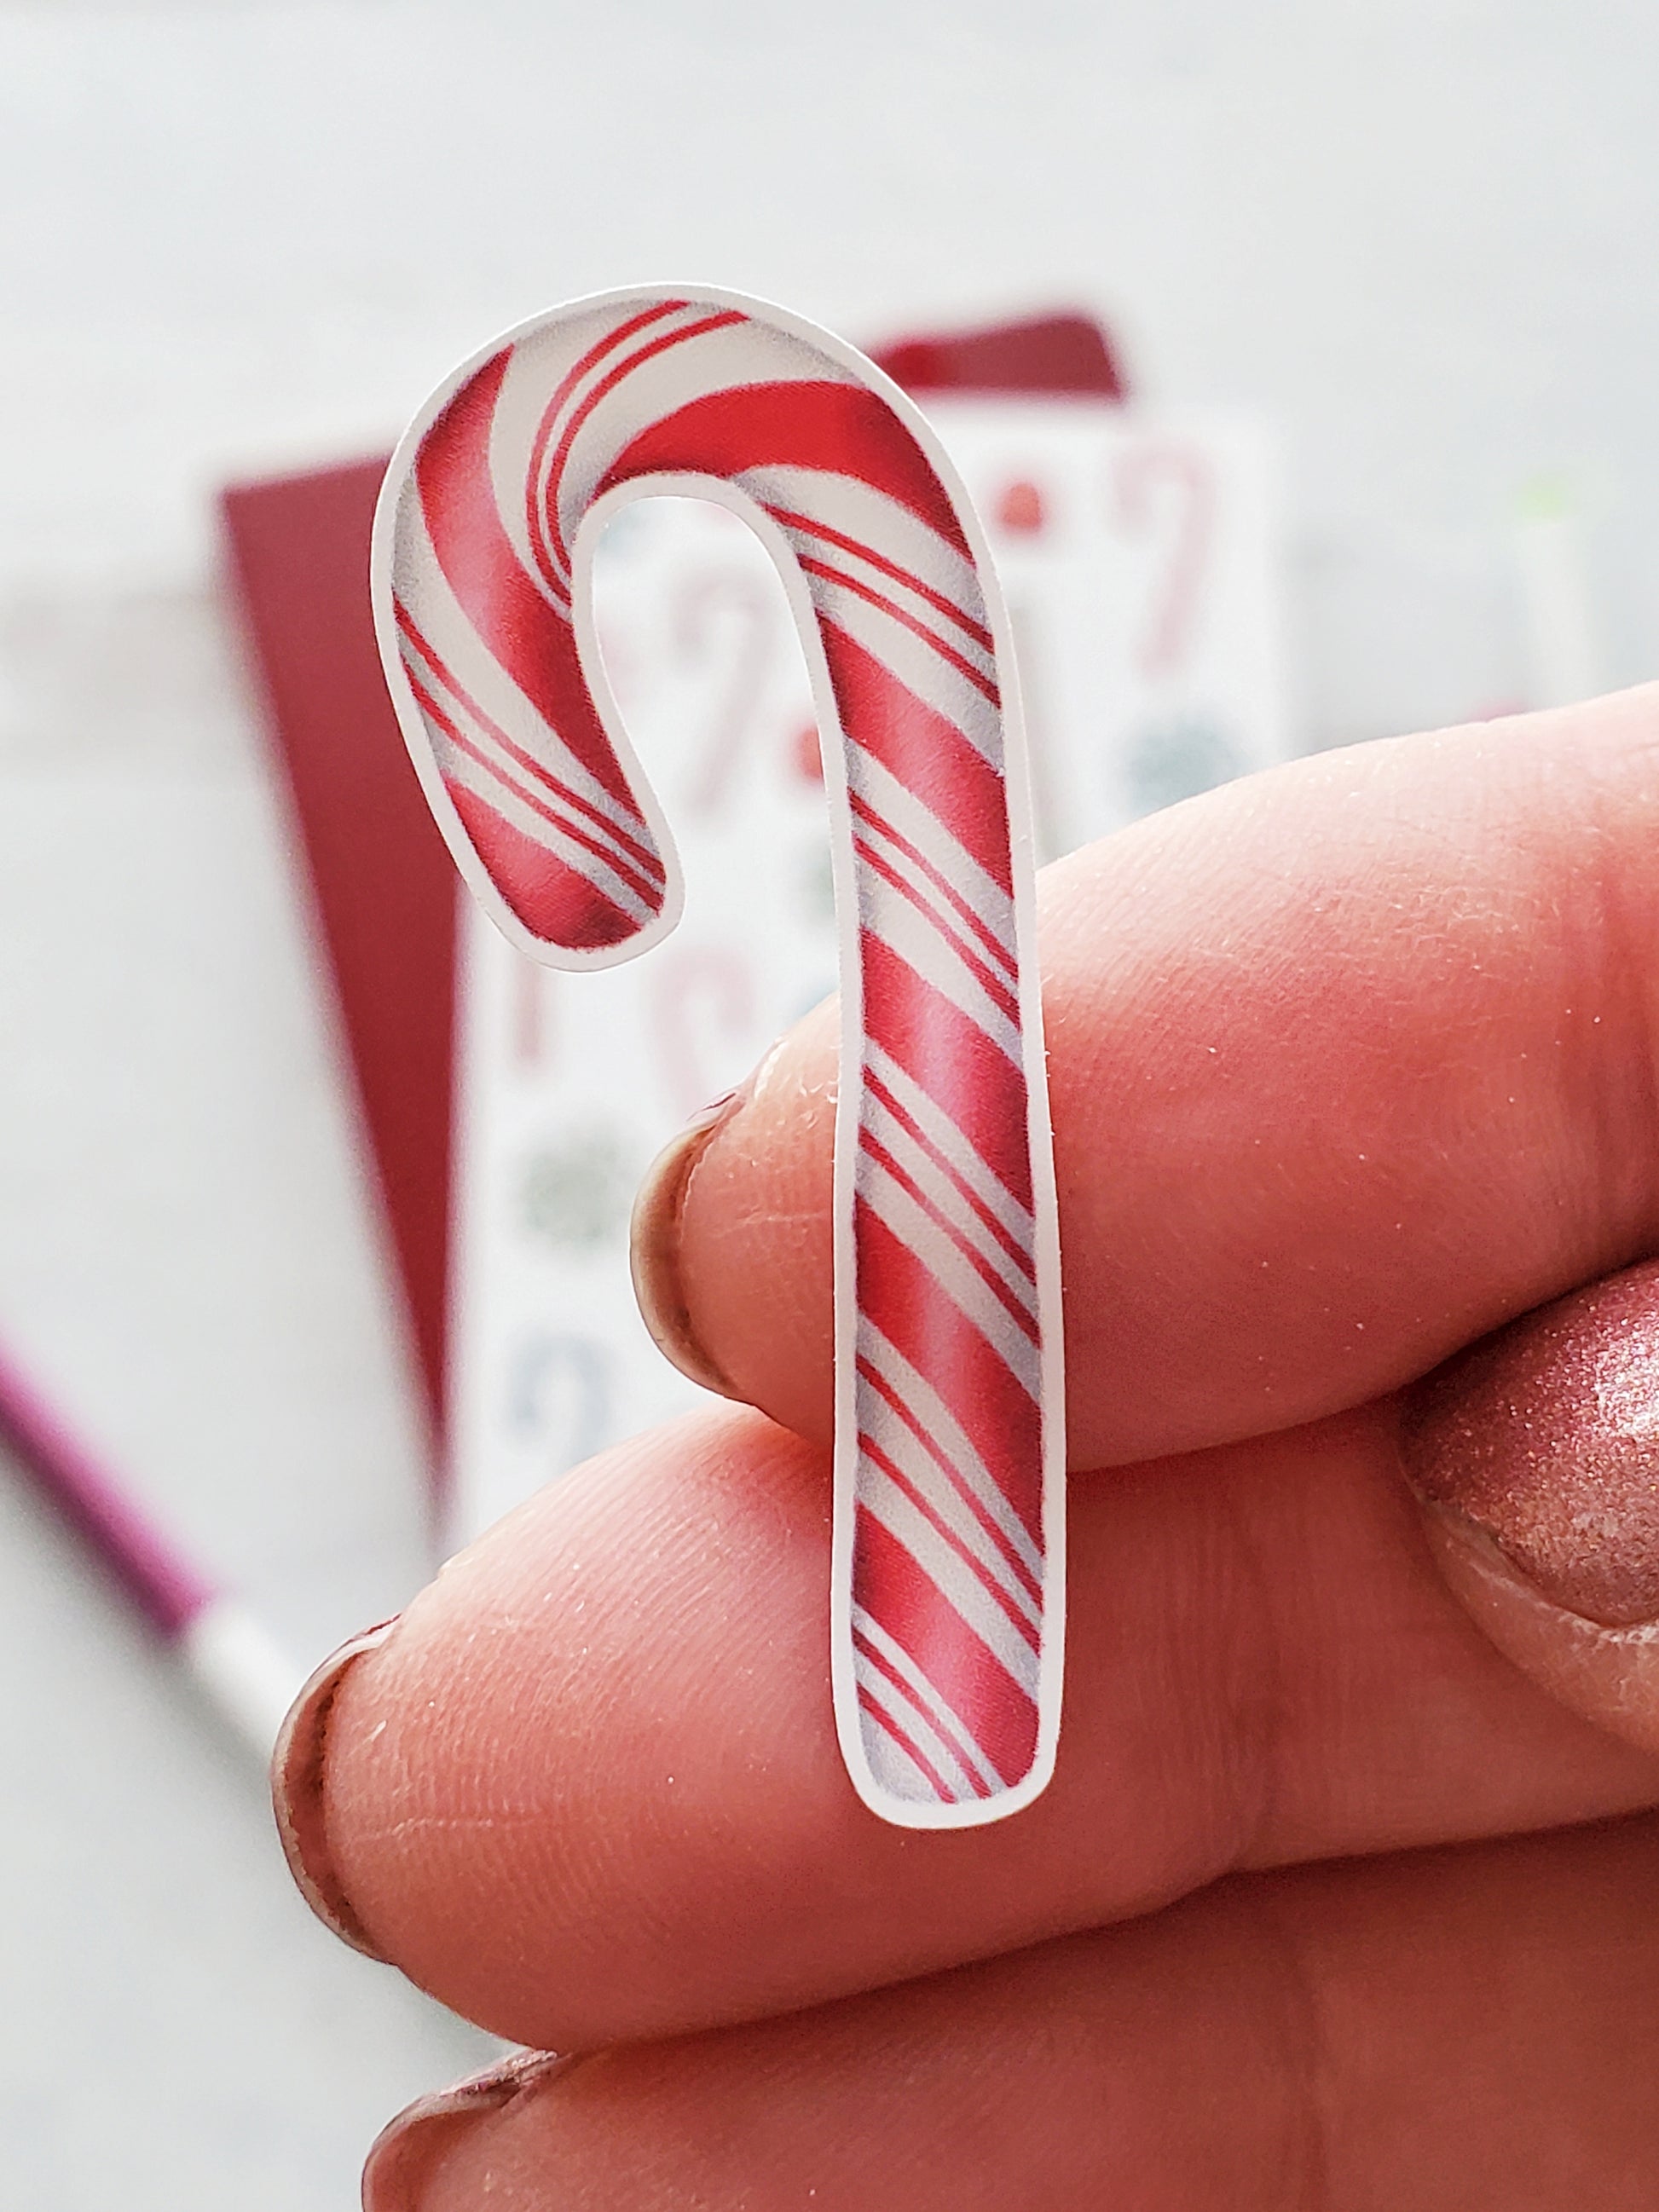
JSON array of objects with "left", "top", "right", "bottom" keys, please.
[
  {"left": 271, "top": 1618, "right": 401, "bottom": 1961},
  {"left": 305, "top": 1406, "right": 851, "bottom": 2052},
  {"left": 629, "top": 1089, "right": 749, "bottom": 1401},
  {"left": 1401, "top": 1257, "right": 1659, "bottom": 1756},
  {"left": 361, "top": 2054, "right": 573, "bottom": 2212},
  {"left": 1414, "top": 1504, "right": 1659, "bottom": 1756},
  {"left": 673, "top": 1007, "right": 839, "bottom": 1443}
]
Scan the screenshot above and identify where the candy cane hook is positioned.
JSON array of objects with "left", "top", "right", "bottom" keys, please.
[{"left": 372, "top": 286, "right": 1065, "bottom": 1828}]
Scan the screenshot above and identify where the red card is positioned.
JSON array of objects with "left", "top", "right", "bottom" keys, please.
[
  {"left": 870, "top": 311, "right": 1125, "bottom": 401},
  {"left": 221, "top": 461, "right": 457, "bottom": 1447}
]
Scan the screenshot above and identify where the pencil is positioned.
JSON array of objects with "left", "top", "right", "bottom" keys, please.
[{"left": 0, "top": 1338, "right": 303, "bottom": 1760}]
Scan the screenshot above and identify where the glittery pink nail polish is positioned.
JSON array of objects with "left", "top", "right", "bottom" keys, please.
[{"left": 1402, "top": 1258, "right": 1659, "bottom": 1626}]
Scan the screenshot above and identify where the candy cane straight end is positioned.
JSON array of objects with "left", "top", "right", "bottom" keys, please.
[{"left": 373, "top": 285, "right": 1066, "bottom": 1828}]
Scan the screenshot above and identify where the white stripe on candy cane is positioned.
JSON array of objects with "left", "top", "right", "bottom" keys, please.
[
  {"left": 433, "top": 742, "right": 660, "bottom": 925},
  {"left": 853, "top": 1454, "right": 1041, "bottom": 1695},
  {"left": 550, "top": 315, "right": 860, "bottom": 558},
  {"left": 808, "top": 576, "right": 1004, "bottom": 767},
  {"left": 739, "top": 465, "right": 991, "bottom": 644},
  {"left": 854, "top": 1605, "right": 1010, "bottom": 1789},
  {"left": 853, "top": 1605, "right": 1004, "bottom": 1798},
  {"left": 849, "top": 788, "right": 1020, "bottom": 1004}
]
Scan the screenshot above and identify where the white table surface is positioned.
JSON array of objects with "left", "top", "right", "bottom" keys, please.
[{"left": 3, "top": 3, "right": 1658, "bottom": 2203}]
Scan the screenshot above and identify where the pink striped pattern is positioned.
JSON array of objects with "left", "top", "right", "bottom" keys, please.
[{"left": 373, "top": 289, "right": 1064, "bottom": 1827}]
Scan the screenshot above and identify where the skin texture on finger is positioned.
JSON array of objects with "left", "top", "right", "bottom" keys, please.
[
  {"left": 373, "top": 1812, "right": 1659, "bottom": 2212},
  {"left": 319, "top": 1401, "right": 1659, "bottom": 2053},
  {"left": 672, "top": 690, "right": 1659, "bottom": 1466}
]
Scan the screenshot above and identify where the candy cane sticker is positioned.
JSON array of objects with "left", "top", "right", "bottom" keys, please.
[{"left": 372, "top": 286, "right": 1065, "bottom": 1828}]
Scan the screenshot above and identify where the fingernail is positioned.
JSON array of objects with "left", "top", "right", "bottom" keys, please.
[
  {"left": 362, "top": 2051, "right": 575, "bottom": 2210},
  {"left": 1401, "top": 1257, "right": 1659, "bottom": 1627},
  {"left": 271, "top": 1617, "right": 399, "bottom": 1960},
  {"left": 629, "top": 1088, "right": 747, "bottom": 1397}
]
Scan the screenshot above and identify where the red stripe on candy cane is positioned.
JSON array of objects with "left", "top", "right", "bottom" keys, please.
[
  {"left": 853, "top": 1510, "right": 1039, "bottom": 1789},
  {"left": 373, "top": 286, "right": 1064, "bottom": 1829},
  {"left": 855, "top": 1198, "right": 1043, "bottom": 1545},
  {"left": 396, "top": 604, "right": 668, "bottom": 888},
  {"left": 601, "top": 383, "right": 975, "bottom": 557},
  {"left": 413, "top": 355, "right": 656, "bottom": 822},
  {"left": 821, "top": 626, "right": 1016, "bottom": 898}
]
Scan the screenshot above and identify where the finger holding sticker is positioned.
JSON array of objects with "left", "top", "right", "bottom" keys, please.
[
  {"left": 370, "top": 287, "right": 1064, "bottom": 1828},
  {"left": 275, "top": 693, "right": 1659, "bottom": 2209}
]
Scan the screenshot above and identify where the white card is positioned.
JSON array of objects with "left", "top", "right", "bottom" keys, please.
[
  {"left": 924, "top": 400, "right": 1287, "bottom": 854},
  {"left": 447, "top": 497, "right": 837, "bottom": 1543},
  {"left": 448, "top": 401, "right": 1286, "bottom": 1548}
]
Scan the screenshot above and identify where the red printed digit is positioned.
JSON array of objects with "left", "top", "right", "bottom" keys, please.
[{"left": 1111, "top": 441, "right": 1217, "bottom": 675}]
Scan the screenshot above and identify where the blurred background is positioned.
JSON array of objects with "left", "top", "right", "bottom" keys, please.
[{"left": 3, "top": 2, "right": 1657, "bottom": 2203}]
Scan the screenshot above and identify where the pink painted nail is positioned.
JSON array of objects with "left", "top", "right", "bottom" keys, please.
[
  {"left": 361, "top": 2052, "right": 574, "bottom": 2209},
  {"left": 1402, "top": 1258, "right": 1659, "bottom": 1626},
  {"left": 628, "top": 1088, "right": 747, "bottom": 1397},
  {"left": 270, "top": 1617, "right": 399, "bottom": 1960}
]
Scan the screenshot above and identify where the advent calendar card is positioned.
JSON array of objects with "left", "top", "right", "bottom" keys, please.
[
  {"left": 928, "top": 400, "right": 1287, "bottom": 854},
  {"left": 446, "top": 498, "right": 838, "bottom": 1544},
  {"left": 448, "top": 405, "right": 1286, "bottom": 1547}
]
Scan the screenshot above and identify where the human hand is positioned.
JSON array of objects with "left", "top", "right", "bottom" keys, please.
[{"left": 277, "top": 690, "right": 1659, "bottom": 2208}]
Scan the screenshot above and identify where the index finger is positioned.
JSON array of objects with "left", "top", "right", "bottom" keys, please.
[
  {"left": 298, "top": 1397, "right": 1657, "bottom": 2054},
  {"left": 650, "top": 689, "right": 1659, "bottom": 1466}
]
